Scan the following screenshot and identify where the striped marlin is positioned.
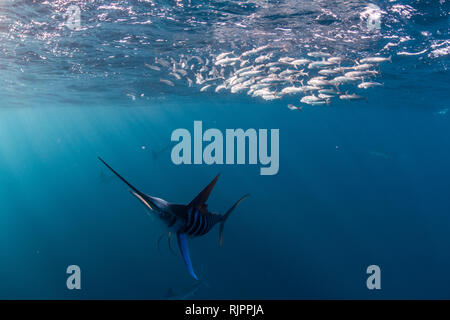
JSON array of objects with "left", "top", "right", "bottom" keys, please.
[{"left": 98, "top": 157, "right": 249, "bottom": 280}]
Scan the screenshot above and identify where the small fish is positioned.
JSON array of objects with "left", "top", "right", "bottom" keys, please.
[
  {"left": 319, "top": 89, "right": 340, "bottom": 95},
  {"left": 214, "top": 84, "right": 227, "bottom": 93},
  {"left": 287, "top": 104, "right": 303, "bottom": 111},
  {"left": 307, "top": 51, "right": 331, "bottom": 58},
  {"left": 235, "top": 66, "right": 253, "bottom": 75},
  {"left": 345, "top": 70, "right": 378, "bottom": 77},
  {"left": 308, "top": 100, "right": 329, "bottom": 106},
  {"left": 215, "top": 57, "right": 240, "bottom": 66},
  {"left": 241, "top": 79, "right": 255, "bottom": 87},
  {"left": 301, "top": 94, "right": 327, "bottom": 104},
  {"left": 226, "top": 75, "right": 238, "bottom": 86},
  {"left": 307, "top": 78, "right": 330, "bottom": 86},
  {"left": 230, "top": 84, "right": 247, "bottom": 93},
  {"left": 296, "top": 69, "right": 309, "bottom": 77},
  {"left": 229, "top": 76, "right": 246, "bottom": 86},
  {"left": 329, "top": 76, "right": 360, "bottom": 85},
  {"left": 308, "top": 61, "right": 334, "bottom": 69},
  {"left": 397, "top": 49, "right": 427, "bottom": 56},
  {"left": 145, "top": 64, "right": 161, "bottom": 71},
  {"left": 290, "top": 59, "right": 310, "bottom": 67},
  {"left": 216, "top": 51, "right": 234, "bottom": 61},
  {"left": 250, "top": 83, "right": 270, "bottom": 90},
  {"left": 241, "top": 45, "right": 270, "bottom": 57},
  {"left": 358, "top": 81, "right": 383, "bottom": 89},
  {"left": 352, "top": 63, "right": 374, "bottom": 71},
  {"left": 261, "top": 94, "right": 281, "bottom": 101},
  {"left": 279, "top": 69, "right": 298, "bottom": 77},
  {"left": 279, "top": 57, "right": 296, "bottom": 63},
  {"left": 280, "top": 86, "right": 305, "bottom": 95},
  {"left": 160, "top": 79, "right": 175, "bottom": 86},
  {"left": 318, "top": 93, "right": 334, "bottom": 99},
  {"left": 300, "top": 85, "right": 321, "bottom": 92},
  {"left": 240, "top": 70, "right": 263, "bottom": 78},
  {"left": 240, "top": 59, "right": 249, "bottom": 67},
  {"left": 327, "top": 57, "right": 345, "bottom": 64},
  {"left": 156, "top": 57, "right": 170, "bottom": 67},
  {"left": 255, "top": 53, "right": 272, "bottom": 64},
  {"left": 200, "top": 84, "right": 211, "bottom": 92},
  {"left": 359, "top": 56, "right": 391, "bottom": 64},
  {"left": 265, "top": 62, "right": 282, "bottom": 67},
  {"left": 333, "top": 66, "right": 354, "bottom": 73},
  {"left": 195, "top": 73, "right": 205, "bottom": 85},
  {"left": 339, "top": 93, "right": 367, "bottom": 101},
  {"left": 259, "top": 76, "right": 284, "bottom": 84},
  {"left": 252, "top": 88, "right": 273, "bottom": 97},
  {"left": 189, "top": 56, "right": 204, "bottom": 65},
  {"left": 175, "top": 68, "right": 187, "bottom": 76},
  {"left": 318, "top": 69, "right": 339, "bottom": 76},
  {"left": 170, "top": 72, "right": 182, "bottom": 80}
]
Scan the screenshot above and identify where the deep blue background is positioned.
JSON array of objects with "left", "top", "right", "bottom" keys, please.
[
  {"left": 0, "top": 0, "right": 449, "bottom": 299},
  {"left": 0, "top": 85, "right": 449, "bottom": 298}
]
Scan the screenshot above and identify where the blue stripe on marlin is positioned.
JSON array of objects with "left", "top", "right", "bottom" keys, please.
[
  {"left": 188, "top": 211, "right": 202, "bottom": 235},
  {"left": 192, "top": 214, "right": 205, "bottom": 236},
  {"left": 185, "top": 209, "right": 199, "bottom": 235},
  {"left": 186, "top": 208, "right": 193, "bottom": 231},
  {"left": 97, "top": 156, "right": 249, "bottom": 280},
  {"left": 197, "top": 215, "right": 209, "bottom": 236}
]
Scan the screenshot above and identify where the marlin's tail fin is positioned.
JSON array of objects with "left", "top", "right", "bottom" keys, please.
[{"left": 219, "top": 194, "right": 249, "bottom": 248}]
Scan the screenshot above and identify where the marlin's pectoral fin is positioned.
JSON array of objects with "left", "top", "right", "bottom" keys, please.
[
  {"left": 158, "top": 232, "right": 177, "bottom": 256},
  {"left": 176, "top": 231, "right": 198, "bottom": 280}
]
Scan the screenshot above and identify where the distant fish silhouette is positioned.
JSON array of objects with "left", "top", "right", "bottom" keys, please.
[
  {"left": 151, "top": 144, "right": 173, "bottom": 160},
  {"left": 98, "top": 170, "right": 116, "bottom": 184},
  {"left": 165, "top": 280, "right": 206, "bottom": 300},
  {"left": 433, "top": 108, "right": 448, "bottom": 116}
]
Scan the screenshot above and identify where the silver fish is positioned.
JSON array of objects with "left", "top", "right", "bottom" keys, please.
[{"left": 359, "top": 56, "right": 391, "bottom": 63}]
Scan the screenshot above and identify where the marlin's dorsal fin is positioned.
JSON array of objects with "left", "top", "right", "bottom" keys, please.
[
  {"left": 177, "top": 231, "right": 198, "bottom": 280},
  {"left": 188, "top": 174, "right": 220, "bottom": 213}
]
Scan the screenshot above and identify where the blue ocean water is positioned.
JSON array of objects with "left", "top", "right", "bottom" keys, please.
[{"left": 0, "top": 0, "right": 449, "bottom": 299}]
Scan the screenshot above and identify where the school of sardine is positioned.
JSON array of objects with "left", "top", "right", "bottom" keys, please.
[{"left": 147, "top": 46, "right": 389, "bottom": 108}]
